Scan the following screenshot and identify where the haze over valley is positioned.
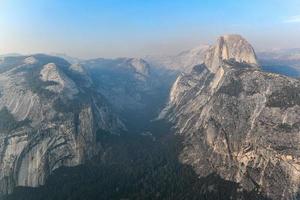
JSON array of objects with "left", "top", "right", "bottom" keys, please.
[{"left": 0, "top": 1, "right": 300, "bottom": 200}]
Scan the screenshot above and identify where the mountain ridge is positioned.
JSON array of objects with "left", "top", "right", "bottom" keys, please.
[
  {"left": 1, "top": 35, "right": 300, "bottom": 200},
  {"left": 160, "top": 34, "right": 300, "bottom": 200},
  {"left": 0, "top": 54, "right": 125, "bottom": 195}
]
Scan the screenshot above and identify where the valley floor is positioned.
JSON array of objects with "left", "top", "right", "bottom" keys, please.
[{"left": 4, "top": 121, "right": 269, "bottom": 200}]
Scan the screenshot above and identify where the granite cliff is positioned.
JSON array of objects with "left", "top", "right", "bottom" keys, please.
[
  {"left": 0, "top": 55, "right": 124, "bottom": 195},
  {"left": 1, "top": 35, "right": 300, "bottom": 200},
  {"left": 161, "top": 35, "right": 300, "bottom": 200}
]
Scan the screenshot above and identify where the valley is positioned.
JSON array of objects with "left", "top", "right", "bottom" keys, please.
[{"left": 0, "top": 34, "right": 299, "bottom": 200}]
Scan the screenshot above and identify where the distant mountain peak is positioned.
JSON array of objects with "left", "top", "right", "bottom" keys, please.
[
  {"left": 144, "top": 45, "right": 210, "bottom": 73},
  {"left": 145, "top": 35, "right": 258, "bottom": 73},
  {"left": 24, "top": 56, "right": 38, "bottom": 64},
  {"left": 126, "top": 58, "right": 150, "bottom": 78},
  {"left": 40, "top": 62, "right": 78, "bottom": 96},
  {"left": 177, "top": 44, "right": 210, "bottom": 57},
  {"left": 160, "top": 34, "right": 300, "bottom": 199}
]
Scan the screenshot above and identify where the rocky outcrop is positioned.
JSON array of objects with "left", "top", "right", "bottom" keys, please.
[
  {"left": 161, "top": 35, "right": 300, "bottom": 199},
  {"left": 40, "top": 63, "right": 79, "bottom": 96},
  {"left": 0, "top": 55, "right": 124, "bottom": 195},
  {"left": 204, "top": 34, "right": 259, "bottom": 73}
]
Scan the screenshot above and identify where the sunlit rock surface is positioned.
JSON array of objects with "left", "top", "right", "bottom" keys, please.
[
  {"left": 161, "top": 35, "right": 300, "bottom": 200},
  {"left": 0, "top": 55, "right": 124, "bottom": 195}
]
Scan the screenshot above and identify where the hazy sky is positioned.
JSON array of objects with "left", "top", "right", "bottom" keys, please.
[{"left": 0, "top": 0, "right": 300, "bottom": 58}]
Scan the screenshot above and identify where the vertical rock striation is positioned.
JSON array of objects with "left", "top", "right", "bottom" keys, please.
[
  {"left": 161, "top": 35, "right": 300, "bottom": 200},
  {"left": 0, "top": 55, "right": 124, "bottom": 195}
]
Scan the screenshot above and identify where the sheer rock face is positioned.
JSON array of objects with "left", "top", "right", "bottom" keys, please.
[
  {"left": 0, "top": 55, "right": 124, "bottom": 195},
  {"left": 161, "top": 35, "right": 300, "bottom": 200},
  {"left": 204, "top": 34, "right": 259, "bottom": 73},
  {"left": 146, "top": 35, "right": 258, "bottom": 74}
]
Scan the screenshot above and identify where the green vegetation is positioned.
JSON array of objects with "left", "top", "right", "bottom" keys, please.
[
  {"left": 0, "top": 107, "right": 30, "bottom": 133},
  {"left": 225, "top": 59, "right": 255, "bottom": 69},
  {"left": 218, "top": 78, "right": 243, "bottom": 97},
  {"left": 5, "top": 121, "right": 269, "bottom": 200},
  {"left": 52, "top": 90, "right": 92, "bottom": 114},
  {"left": 266, "top": 86, "right": 300, "bottom": 108},
  {"left": 23, "top": 64, "right": 58, "bottom": 98},
  {"left": 277, "top": 123, "right": 293, "bottom": 132}
]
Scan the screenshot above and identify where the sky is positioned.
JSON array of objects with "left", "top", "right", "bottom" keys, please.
[{"left": 0, "top": 0, "right": 300, "bottom": 58}]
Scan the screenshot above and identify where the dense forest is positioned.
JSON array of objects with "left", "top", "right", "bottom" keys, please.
[{"left": 4, "top": 121, "right": 269, "bottom": 200}]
